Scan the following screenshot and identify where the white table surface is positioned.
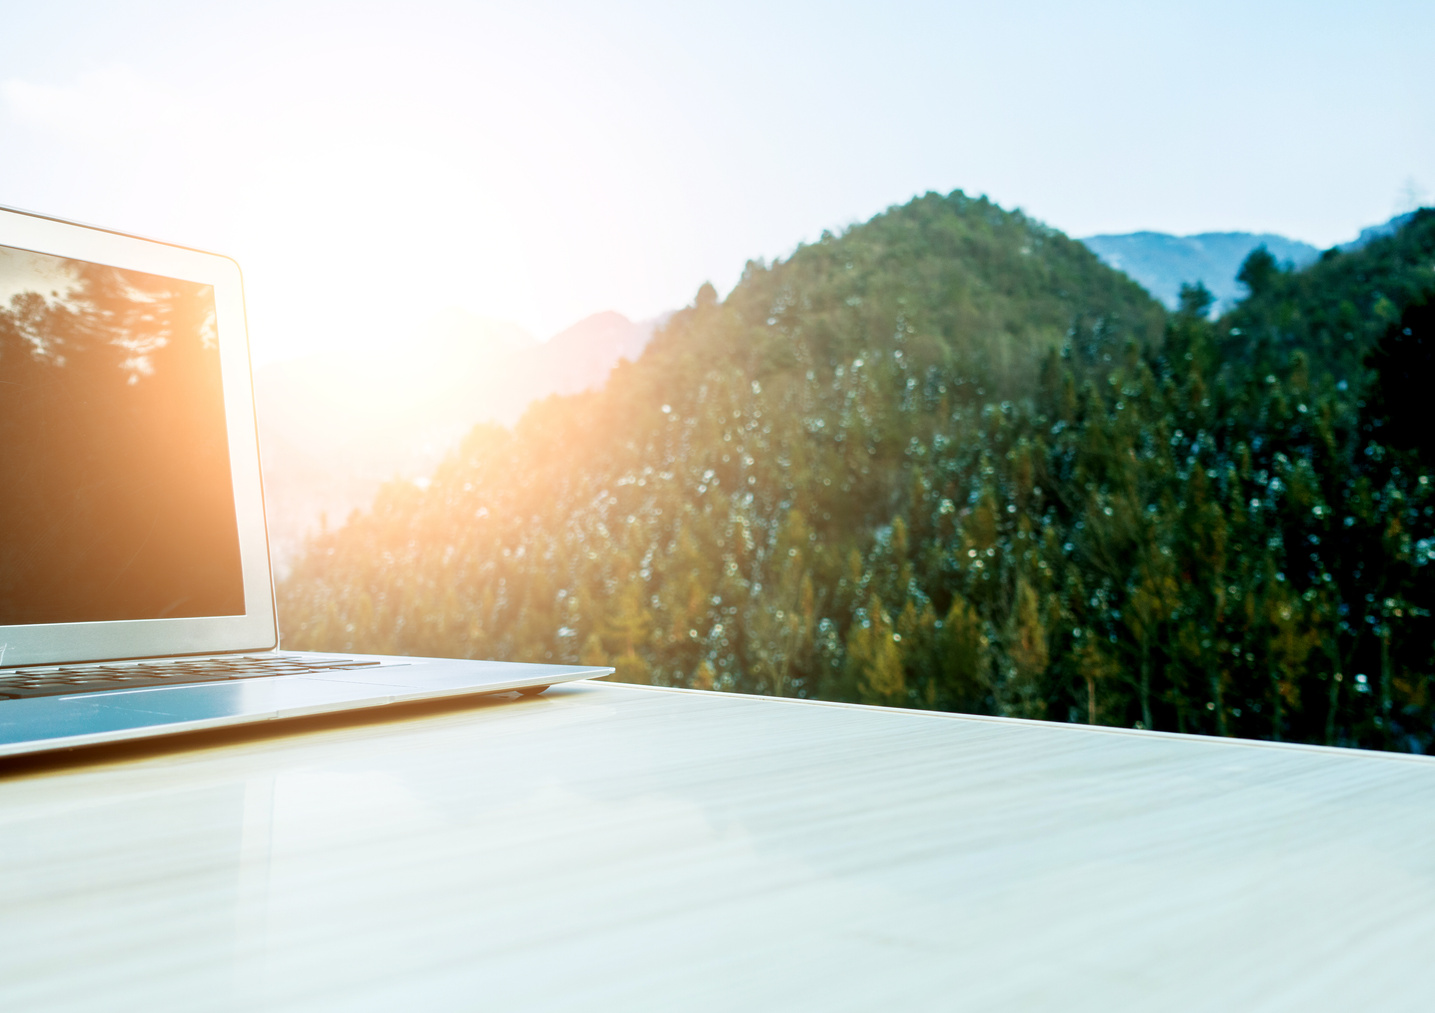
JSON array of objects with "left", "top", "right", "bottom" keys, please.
[{"left": 3, "top": 680, "right": 1434, "bottom": 1012}]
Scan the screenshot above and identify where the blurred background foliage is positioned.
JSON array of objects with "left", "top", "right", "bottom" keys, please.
[{"left": 280, "top": 191, "right": 1435, "bottom": 752}]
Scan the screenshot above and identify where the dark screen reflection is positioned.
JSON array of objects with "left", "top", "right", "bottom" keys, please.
[{"left": 0, "top": 245, "right": 244, "bottom": 625}]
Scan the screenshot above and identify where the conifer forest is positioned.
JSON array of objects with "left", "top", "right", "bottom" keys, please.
[{"left": 280, "top": 192, "right": 1435, "bottom": 752}]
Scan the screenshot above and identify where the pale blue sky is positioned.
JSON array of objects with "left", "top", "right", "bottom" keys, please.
[{"left": 1, "top": 0, "right": 1430, "bottom": 362}]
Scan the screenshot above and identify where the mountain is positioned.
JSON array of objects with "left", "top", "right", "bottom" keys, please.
[
  {"left": 256, "top": 309, "right": 657, "bottom": 573},
  {"left": 278, "top": 192, "right": 1435, "bottom": 753},
  {"left": 523, "top": 310, "right": 665, "bottom": 398},
  {"left": 1340, "top": 211, "right": 1417, "bottom": 251},
  {"left": 278, "top": 188, "right": 1162, "bottom": 689},
  {"left": 1079, "top": 231, "right": 1320, "bottom": 311},
  {"left": 1080, "top": 213, "right": 1420, "bottom": 314}
]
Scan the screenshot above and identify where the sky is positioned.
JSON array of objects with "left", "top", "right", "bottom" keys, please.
[{"left": 0, "top": 0, "right": 1431, "bottom": 364}]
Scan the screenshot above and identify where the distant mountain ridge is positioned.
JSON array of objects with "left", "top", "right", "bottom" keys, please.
[
  {"left": 1080, "top": 213, "right": 1417, "bottom": 313},
  {"left": 1340, "top": 211, "right": 1417, "bottom": 251},
  {"left": 256, "top": 309, "right": 659, "bottom": 573},
  {"left": 1079, "top": 232, "right": 1320, "bottom": 311}
]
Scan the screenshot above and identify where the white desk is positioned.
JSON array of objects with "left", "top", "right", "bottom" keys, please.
[{"left": 3, "top": 681, "right": 1434, "bottom": 1011}]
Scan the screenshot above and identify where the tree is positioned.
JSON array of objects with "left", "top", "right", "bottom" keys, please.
[{"left": 847, "top": 594, "right": 906, "bottom": 706}]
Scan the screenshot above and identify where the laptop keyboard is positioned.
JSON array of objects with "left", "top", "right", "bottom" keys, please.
[{"left": 0, "top": 655, "right": 384, "bottom": 700}]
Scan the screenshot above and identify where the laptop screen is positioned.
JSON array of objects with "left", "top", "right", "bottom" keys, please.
[{"left": 0, "top": 243, "right": 245, "bottom": 626}]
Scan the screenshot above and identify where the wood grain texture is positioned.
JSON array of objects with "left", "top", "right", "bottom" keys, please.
[{"left": 3, "top": 681, "right": 1434, "bottom": 1011}]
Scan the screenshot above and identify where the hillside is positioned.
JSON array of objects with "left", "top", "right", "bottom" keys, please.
[
  {"left": 1219, "top": 211, "right": 1435, "bottom": 381},
  {"left": 279, "top": 193, "right": 1435, "bottom": 752}
]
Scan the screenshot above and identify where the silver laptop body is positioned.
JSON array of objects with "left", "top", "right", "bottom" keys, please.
[{"left": 0, "top": 205, "right": 606, "bottom": 757}]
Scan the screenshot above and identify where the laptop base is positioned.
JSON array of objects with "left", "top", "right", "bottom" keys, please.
[{"left": 0, "top": 654, "right": 605, "bottom": 757}]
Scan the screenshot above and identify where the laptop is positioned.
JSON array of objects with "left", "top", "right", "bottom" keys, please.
[{"left": 0, "top": 205, "right": 609, "bottom": 757}]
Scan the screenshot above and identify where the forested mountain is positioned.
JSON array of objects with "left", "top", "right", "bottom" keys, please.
[{"left": 279, "top": 192, "right": 1435, "bottom": 752}]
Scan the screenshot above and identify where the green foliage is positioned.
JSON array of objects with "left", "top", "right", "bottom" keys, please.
[
  {"left": 279, "top": 193, "right": 1435, "bottom": 753},
  {"left": 1222, "top": 209, "right": 1435, "bottom": 383}
]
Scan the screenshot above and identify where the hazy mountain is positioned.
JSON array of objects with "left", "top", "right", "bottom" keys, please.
[
  {"left": 1340, "top": 211, "right": 1417, "bottom": 251},
  {"left": 1080, "top": 213, "right": 1419, "bottom": 313},
  {"left": 1079, "top": 231, "right": 1320, "bottom": 311},
  {"left": 256, "top": 309, "right": 658, "bottom": 573}
]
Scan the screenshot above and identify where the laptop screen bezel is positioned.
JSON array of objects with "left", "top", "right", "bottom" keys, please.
[{"left": 0, "top": 205, "right": 277, "bottom": 667}]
